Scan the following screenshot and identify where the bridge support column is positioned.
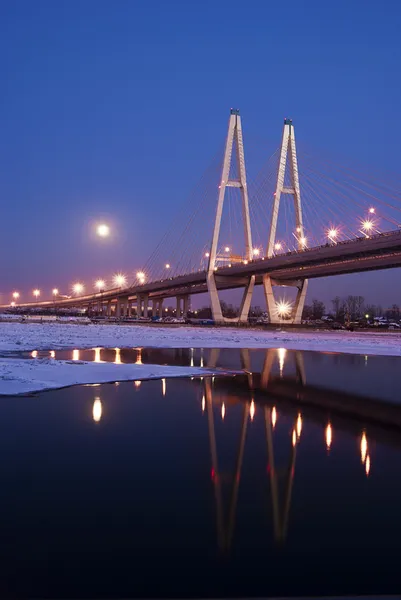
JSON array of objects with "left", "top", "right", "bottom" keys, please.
[
  {"left": 158, "top": 299, "right": 164, "bottom": 318},
  {"left": 176, "top": 296, "right": 181, "bottom": 318},
  {"left": 127, "top": 301, "right": 132, "bottom": 318},
  {"left": 106, "top": 300, "right": 112, "bottom": 317},
  {"left": 116, "top": 298, "right": 122, "bottom": 318},
  {"left": 182, "top": 295, "right": 189, "bottom": 318},
  {"left": 136, "top": 295, "right": 142, "bottom": 317},
  {"left": 207, "top": 109, "right": 254, "bottom": 325},
  {"left": 143, "top": 294, "right": 149, "bottom": 318}
]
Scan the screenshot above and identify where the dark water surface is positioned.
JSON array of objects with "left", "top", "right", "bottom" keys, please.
[{"left": 1, "top": 348, "right": 401, "bottom": 598}]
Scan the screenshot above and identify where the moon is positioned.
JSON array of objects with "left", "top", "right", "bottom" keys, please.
[{"left": 96, "top": 223, "right": 110, "bottom": 237}]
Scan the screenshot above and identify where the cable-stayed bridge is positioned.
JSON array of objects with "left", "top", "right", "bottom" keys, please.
[{"left": 4, "top": 110, "right": 401, "bottom": 324}]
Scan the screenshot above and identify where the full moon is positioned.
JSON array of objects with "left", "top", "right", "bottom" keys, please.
[{"left": 97, "top": 223, "right": 110, "bottom": 237}]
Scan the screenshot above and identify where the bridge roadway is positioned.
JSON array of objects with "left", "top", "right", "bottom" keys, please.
[{"left": 4, "top": 228, "right": 401, "bottom": 310}]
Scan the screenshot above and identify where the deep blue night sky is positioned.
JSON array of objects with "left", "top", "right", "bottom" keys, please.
[{"left": 1, "top": 0, "right": 401, "bottom": 309}]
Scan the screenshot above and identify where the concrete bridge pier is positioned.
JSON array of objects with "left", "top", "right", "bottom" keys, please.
[
  {"left": 182, "top": 295, "right": 189, "bottom": 318},
  {"left": 176, "top": 296, "right": 182, "bottom": 317},
  {"left": 106, "top": 300, "right": 112, "bottom": 317},
  {"left": 158, "top": 299, "right": 164, "bottom": 318},
  {"left": 143, "top": 294, "right": 149, "bottom": 318}
]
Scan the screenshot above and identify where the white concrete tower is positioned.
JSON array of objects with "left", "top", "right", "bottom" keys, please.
[
  {"left": 207, "top": 109, "right": 255, "bottom": 323},
  {"left": 263, "top": 118, "right": 308, "bottom": 324}
]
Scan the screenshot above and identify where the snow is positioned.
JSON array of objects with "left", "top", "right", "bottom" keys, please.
[
  {"left": 0, "top": 358, "right": 217, "bottom": 396},
  {"left": 0, "top": 321, "right": 400, "bottom": 356}
]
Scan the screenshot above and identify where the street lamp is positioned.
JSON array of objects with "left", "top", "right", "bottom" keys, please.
[
  {"left": 73, "top": 283, "right": 84, "bottom": 296},
  {"left": 96, "top": 224, "right": 110, "bottom": 238},
  {"left": 12, "top": 291, "right": 20, "bottom": 301},
  {"left": 95, "top": 279, "right": 105, "bottom": 291},
  {"left": 327, "top": 228, "right": 338, "bottom": 242},
  {"left": 52, "top": 288, "right": 59, "bottom": 296},
  {"left": 276, "top": 300, "right": 292, "bottom": 323},
  {"left": 137, "top": 271, "right": 145, "bottom": 284},
  {"left": 113, "top": 274, "right": 126, "bottom": 288},
  {"left": 33, "top": 289, "right": 40, "bottom": 299}
]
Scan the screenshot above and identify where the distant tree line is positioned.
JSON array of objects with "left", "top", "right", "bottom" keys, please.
[{"left": 302, "top": 295, "right": 400, "bottom": 322}]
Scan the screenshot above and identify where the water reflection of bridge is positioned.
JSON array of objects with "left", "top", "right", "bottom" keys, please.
[
  {"left": 198, "top": 348, "right": 401, "bottom": 552},
  {"left": 79, "top": 344, "right": 401, "bottom": 551}
]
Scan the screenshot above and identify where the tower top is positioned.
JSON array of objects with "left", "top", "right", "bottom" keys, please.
[
  {"left": 230, "top": 108, "right": 240, "bottom": 116},
  {"left": 284, "top": 118, "right": 293, "bottom": 125}
]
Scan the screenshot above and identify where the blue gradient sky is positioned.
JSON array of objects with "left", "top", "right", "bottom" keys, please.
[{"left": 0, "top": 0, "right": 400, "bottom": 308}]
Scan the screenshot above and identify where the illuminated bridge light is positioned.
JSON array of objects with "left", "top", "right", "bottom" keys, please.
[
  {"left": 274, "top": 242, "right": 282, "bottom": 251},
  {"left": 221, "top": 403, "right": 226, "bottom": 421},
  {"left": 113, "top": 273, "right": 127, "bottom": 288},
  {"left": 224, "top": 246, "right": 230, "bottom": 253},
  {"left": 162, "top": 378, "right": 166, "bottom": 396},
  {"left": 114, "top": 348, "right": 121, "bottom": 364},
  {"left": 31, "top": 350, "right": 38, "bottom": 358},
  {"left": 292, "top": 429, "right": 297, "bottom": 447},
  {"left": 95, "top": 279, "right": 105, "bottom": 291},
  {"left": 73, "top": 282, "right": 84, "bottom": 296},
  {"left": 362, "top": 219, "right": 374, "bottom": 233},
  {"left": 300, "top": 236, "right": 307, "bottom": 248},
  {"left": 327, "top": 227, "right": 338, "bottom": 242},
  {"left": 369, "top": 207, "right": 375, "bottom": 214},
  {"left": 276, "top": 301, "right": 292, "bottom": 320},
  {"left": 33, "top": 289, "right": 40, "bottom": 299},
  {"left": 72, "top": 349, "right": 80, "bottom": 361},
  {"left": 252, "top": 248, "right": 260, "bottom": 256},
  {"left": 201, "top": 395, "right": 205, "bottom": 412},
  {"left": 12, "top": 291, "right": 20, "bottom": 300},
  {"left": 52, "top": 288, "right": 59, "bottom": 296}
]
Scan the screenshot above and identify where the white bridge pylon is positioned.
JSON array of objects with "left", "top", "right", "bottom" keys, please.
[
  {"left": 207, "top": 108, "right": 255, "bottom": 324},
  {"left": 208, "top": 111, "right": 308, "bottom": 324},
  {"left": 264, "top": 118, "right": 308, "bottom": 324}
]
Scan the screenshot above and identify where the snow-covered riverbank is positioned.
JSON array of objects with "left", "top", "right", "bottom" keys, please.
[
  {"left": 0, "top": 321, "right": 401, "bottom": 356},
  {"left": 0, "top": 358, "right": 217, "bottom": 396}
]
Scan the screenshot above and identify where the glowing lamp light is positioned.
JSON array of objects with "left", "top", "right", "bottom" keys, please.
[
  {"left": 137, "top": 271, "right": 145, "bottom": 281},
  {"left": 224, "top": 246, "right": 230, "bottom": 252},
  {"left": 300, "top": 236, "right": 307, "bottom": 247},
  {"left": 328, "top": 228, "right": 338, "bottom": 241},
  {"left": 165, "top": 263, "right": 170, "bottom": 269},
  {"left": 73, "top": 283, "right": 84, "bottom": 296},
  {"left": 252, "top": 248, "right": 260, "bottom": 256},
  {"left": 274, "top": 242, "right": 282, "bottom": 251},
  {"left": 33, "top": 289, "right": 40, "bottom": 298},
  {"left": 113, "top": 273, "right": 127, "bottom": 288},
  {"left": 296, "top": 226, "right": 302, "bottom": 233},
  {"left": 369, "top": 207, "right": 375, "bottom": 214},
  {"left": 276, "top": 300, "right": 292, "bottom": 318},
  {"left": 362, "top": 219, "right": 374, "bottom": 232},
  {"left": 205, "top": 252, "right": 210, "bottom": 258},
  {"left": 365, "top": 455, "right": 371, "bottom": 476},
  {"left": 12, "top": 291, "right": 20, "bottom": 300},
  {"left": 95, "top": 279, "right": 105, "bottom": 291},
  {"left": 292, "top": 429, "right": 297, "bottom": 447},
  {"left": 221, "top": 402, "right": 226, "bottom": 420},
  {"left": 52, "top": 288, "right": 59, "bottom": 296},
  {"left": 96, "top": 223, "right": 110, "bottom": 237},
  {"left": 10, "top": 301, "right": 15, "bottom": 307}
]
